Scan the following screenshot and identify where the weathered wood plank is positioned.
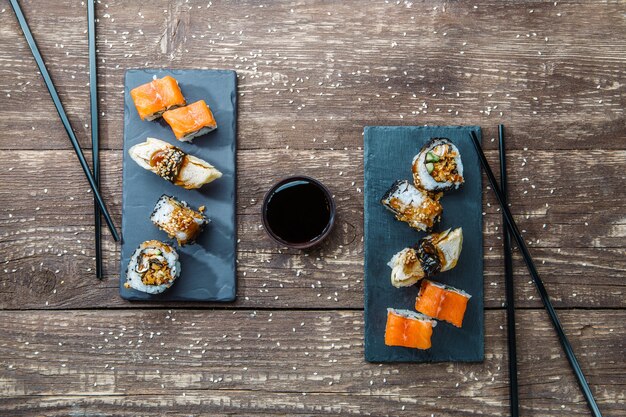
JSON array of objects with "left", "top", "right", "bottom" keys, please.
[
  {"left": 0, "top": 0, "right": 623, "bottom": 151},
  {"left": 1, "top": 241, "right": 623, "bottom": 310},
  {"left": 0, "top": 1, "right": 623, "bottom": 416},
  {"left": 0, "top": 149, "right": 624, "bottom": 309},
  {"left": 0, "top": 310, "right": 623, "bottom": 416}
]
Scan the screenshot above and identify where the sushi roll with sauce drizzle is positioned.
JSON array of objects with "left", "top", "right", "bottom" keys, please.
[
  {"left": 163, "top": 100, "right": 217, "bottom": 142},
  {"left": 414, "top": 280, "right": 471, "bottom": 328},
  {"left": 412, "top": 138, "right": 464, "bottom": 192},
  {"left": 387, "top": 228, "right": 463, "bottom": 288},
  {"left": 381, "top": 180, "right": 443, "bottom": 232},
  {"left": 151, "top": 195, "right": 208, "bottom": 246},
  {"left": 125, "top": 240, "right": 180, "bottom": 294},
  {"left": 129, "top": 138, "right": 222, "bottom": 189},
  {"left": 384, "top": 308, "right": 437, "bottom": 350},
  {"left": 130, "top": 76, "right": 186, "bottom": 121}
]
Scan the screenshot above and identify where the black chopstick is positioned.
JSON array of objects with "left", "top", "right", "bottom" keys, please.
[
  {"left": 499, "top": 125, "right": 519, "bottom": 417},
  {"left": 9, "top": 0, "right": 120, "bottom": 242},
  {"left": 87, "top": 0, "right": 103, "bottom": 278},
  {"left": 469, "top": 131, "right": 602, "bottom": 417}
]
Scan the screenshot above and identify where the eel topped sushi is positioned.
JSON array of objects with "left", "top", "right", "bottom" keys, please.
[
  {"left": 381, "top": 180, "right": 443, "bottom": 231},
  {"left": 384, "top": 308, "right": 437, "bottom": 350},
  {"left": 163, "top": 100, "right": 217, "bottom": 142},
  {"left": 130, "top": 76, "right": 186, "bottom": 121},
  {"left": 387, "top": 228, "right": 463, "bottom": 288},
  {"left": 125, "top": 240, "right": 181, "bottom": 294},
  {"left": 129, "top": 137, "right": 222, "bottom": 189},
  {"left": 151, "top": 195, "right": 208, "bottom": 246},
  {"left": 412, "top": 138, "right": 464, "bottom": 192},
  {"left": 414, "top": 280, "right": 471, "bottom": 328}
]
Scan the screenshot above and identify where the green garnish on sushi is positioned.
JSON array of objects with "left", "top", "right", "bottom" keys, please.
[
  {"left": 425, "top": 151, "right": 440, "bottom": 163},
  {"left": 412, "top": 138, "right": 465, "bottom": 192}
]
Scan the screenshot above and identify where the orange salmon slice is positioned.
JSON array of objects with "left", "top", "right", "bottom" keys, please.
[
  {"left": 130, "top": 76, "right": 186, "bottom": 121},
  {"left": 162, "top": 100, "right": 217, "bottom": 141},
  {"left": 384, "top": 309, "right": 434, "bottom": 350},
  {"left": 415, "top": 280, "right": 470, "bottom": 328}
]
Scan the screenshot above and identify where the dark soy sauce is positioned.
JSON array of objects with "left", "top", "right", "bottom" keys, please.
[{"left": 264, "top": 179, "right": 332, "bottom": 244}]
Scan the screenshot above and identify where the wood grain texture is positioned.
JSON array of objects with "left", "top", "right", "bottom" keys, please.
[
  {"left": 0, "top": 149, "right": 624, "bottom": 309},
  {"left": 0, "top": 0, "right": 624, "bottom": 152},
  {"left": 0, "top": 309, "right": 623, "bottom": 416},
  {"left": 0, "top": 0, "right": 624, "bottom": 415}
]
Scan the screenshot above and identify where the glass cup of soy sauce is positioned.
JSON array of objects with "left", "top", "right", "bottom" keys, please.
[{"left": 262, "top": 176, "right": 335, "bottom": 249}]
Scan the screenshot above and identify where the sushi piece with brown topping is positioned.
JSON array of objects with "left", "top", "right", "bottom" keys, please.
[
  {"left": 387, "top": 228, "right": 463, "bottom": 287},
  {"left": 412, "top": 138, "right": 464, "bottom": 192},
  {"left": 150, "top": 195, "right": 209, "bottom": 246},
  {"left": 125, "top": 240, "right": 180, "bottom": 294},
  {"left": 381, "top": 180, "right": 443, "bottom": 231},
  {"left": 129, "top": 137, "right": 222, "bottom": 189}
]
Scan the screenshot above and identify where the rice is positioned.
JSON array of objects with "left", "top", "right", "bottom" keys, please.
[
  {"left": 387, "top": 308, "right": 437, "bottom": 325},
  {"left": 381, "top": 180, "right": 442, "bottom": 231},
  {"left": 412, "top": 138, "right": 464, "bottom": 192},
  {"left": 125, "top": 240, "right": 180, "bottom": 294}
]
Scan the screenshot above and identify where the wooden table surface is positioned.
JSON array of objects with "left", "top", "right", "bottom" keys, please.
[{"left": 0, "top": 0, "right": 624, "bottom": 415}]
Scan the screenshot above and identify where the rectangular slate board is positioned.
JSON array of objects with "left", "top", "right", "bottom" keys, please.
[
  {"left": 120, "top": 69, "right": 237, "bottom": 302},
  {"left": 364, "top": 126, "right": 483, "bottom": 362}
]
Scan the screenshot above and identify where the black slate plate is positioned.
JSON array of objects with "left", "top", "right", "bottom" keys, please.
[
  {"left": 120, "top": 69, "right": 237, "bottom": 302},
  {"left": 364, "top": 126, "right": 483, "bottom": 362}
]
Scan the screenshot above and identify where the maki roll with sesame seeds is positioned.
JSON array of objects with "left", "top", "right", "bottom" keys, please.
[
  {"left": 412, "top": 138, "right": 464, "bottom": 192},
  {"left": 387, "top": 228, "right": 463, "bottom": 288},
  {"left": 150, "top": 195, "right": 208, "bottom": 246},
  {"left": 381, "top": 180, "right": 443, "bottom": 232},
  {"left": 125, "top": 240, "right": 180, "bottom": 294},
  {"left": 129, "top": 137, "right": 222, "bottom": 189}
]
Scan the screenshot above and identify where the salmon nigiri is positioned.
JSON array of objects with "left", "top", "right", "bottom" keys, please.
[
  {"left": 384, "top": 308, "right": 436, "bottom": 350},
  {"left": 414, "top": 280, "right": 471, "bottom": 328},
  {"left": 130, "top": 76, "right": 186, "bottom": 121},
  {"left": 162, "top": 100, "right": 217, "bottom": 142}
]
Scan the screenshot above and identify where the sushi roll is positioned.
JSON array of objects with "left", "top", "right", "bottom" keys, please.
[
  {"left": 162, "top": 100, "right": 217, "bottom": 142},
  {"left": 414, "top": 280, "right": 471, "bottom": 328},
  {"left": 125, "top": 240, "right": 181, "bottom": 294},
  {"left": 412, "top": 138, "right": 464, "bottom": 192},
  {"left": 151, "top": 195, "right": 208, "bottom": 246},
  {"left": 381, "top": 180, "right": 443, "bottom": 231},
  {"left": 130, "top": 76, "right": 186, "bottom": 121},
  {"left": 384, "top": 308, "right": 437, "bottom": 350},
  {"left": 387, "top": 228, "right": 463, "bottom": 288},
  {"left": 129, "top": 137, "right": 222, "bottom": 189}
]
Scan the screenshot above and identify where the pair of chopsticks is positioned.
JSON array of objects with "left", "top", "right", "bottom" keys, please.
[
  {"left": 10, "top": 0, "right": 116, "bottom": 278},
  {"left": 470, "top": 130, "right": 602, "bottom": 417}
]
